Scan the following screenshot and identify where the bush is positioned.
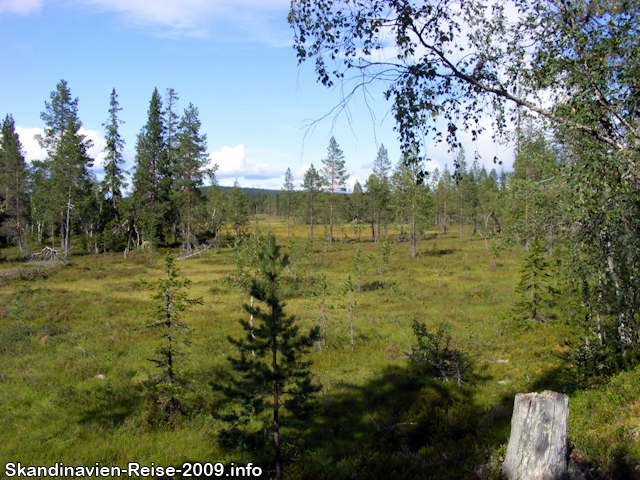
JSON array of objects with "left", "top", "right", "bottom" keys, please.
[
  {"left": 571, "top": 331, "right": 640, "bottom": 385},
  {"left": 408, "top": 320, "right": 470, "bottom": 386}
]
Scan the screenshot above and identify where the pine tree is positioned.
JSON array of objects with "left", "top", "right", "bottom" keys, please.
[
  {"left": 216, "top": 235, "right": 321, "bottom": 479},
  {"left": 36, "top": 79, "right": 94, "bottom": 256},
  {"left": 141, "top": 252, "right": 203, "bottom": 416},
  {"left": 282, "top": 167, "right": 295, "bottom": 238},
  {"left": 348, "top": 180, "right": 365, "bottom": 240},
  {"left": 320, "top": 137, "right": 348, "bottom": 242},
  {"left": 0, "top": 115, "right": 30, "bottom": 252},
  {"left": 174, "top": 103, "right": 208, "bottom": 254},
  {"left": 302, "top": 163, "right": 324, "bottom": 239}
]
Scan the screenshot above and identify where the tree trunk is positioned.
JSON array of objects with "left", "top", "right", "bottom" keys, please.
[{"left": 502, "top": 391, "right": 569, "bottom": 480}]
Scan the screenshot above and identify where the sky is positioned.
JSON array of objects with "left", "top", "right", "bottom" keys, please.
[{"left": 0, "top": 0, "right": 514, "bottom": 191}]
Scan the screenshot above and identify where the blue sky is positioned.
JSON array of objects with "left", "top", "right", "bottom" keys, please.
[{"left": 0, "top": 0, "right": 513, "bottom": 190}]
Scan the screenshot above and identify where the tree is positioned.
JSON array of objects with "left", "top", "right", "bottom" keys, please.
[
  {"left": 369, "top": 145, "right": 392, "bottom": 241},
  {"left": 174, "top": 103, "right": 208, "bottom": 254},
  {"left": 163, "top": 88, "right": 180, "bottom": 171},
  {"left": 36, "top": 79, "right": 94, "bottom": 257},
  {"left": 290, "top": 0, "right": 640, "bottom": 350},
  {"left": 0, "top": 115, "right": 30, "bottom": 252},
  {"left": 302, "top": 163, "right": 324, "bottom": 239},
  {"left": 228, "top": 180, "right": 248, "bottom": 241},
  {"left": 454, "top": 148, "right": 469, "bottom": 242},
  {"left": 216, "top": 235, "right": 321, "bottom": 479},
  {"left": 282, "top": 167, "right": 295, "bottom": 238},
  {"left": 506, "top": 118, "right": 564, "bottom": 253},
  {"left": 320, "top": 137, "right": 348, "bottom": 242},
  {"left": 132, "top": 88, "right": 167, "bottom": 247},
  {"left": 339, "top": 274, "right": 357, "bottom": 348},
  {"left": 514, "top": 238, "right": 554, "bottom": 323},
  {"left": 101, "top": 88, "right": 126, "bottom": 214},
  {"left": 347, "top": 179, "right": 365, "bottom": 240},
  {"left": 395, "top": 150, "right": 432, "bottom": 257},
  {"left": 141, "top": 252, "right": 203, "bottom": 417}
]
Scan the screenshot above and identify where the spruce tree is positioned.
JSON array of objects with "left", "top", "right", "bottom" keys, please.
[
  {"left": 228, "top": 180, "right": 248, "bottom": 241},
  {"left": 216, "top": 235, "right": 321, "bottom": 479},
  {"left": 0, "top": 115, "right": 30, "bottom": 252},
  {"left": 320, "top": 137, "right": 348, "bottom": 242},
  {"left": 514, "top": 238, "right": 554, "bottom": 322},
  {"left": 174, "top": 103, "right": 208, "bottom": 254},
  {"left": 132, "top": 88, "right": 167, "bottom": 246},
  {"left": 282, "top": 167, "right": 295, "bottom": 238},
  {"left": 141, "top": 252, "right": 203, "bottom": 416},
  {"left": 101, "top": 88, "right": 126, "bottom": 214}
]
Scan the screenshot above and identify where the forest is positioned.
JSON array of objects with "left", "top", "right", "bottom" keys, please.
[{"left": 1, "top": 0, "right": 640, "bottom": 479}]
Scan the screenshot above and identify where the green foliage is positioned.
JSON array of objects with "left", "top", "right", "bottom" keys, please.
[
  {"left": 35, "top": 79, "right": 94, "bottom": 256},
  {"left": 514, "top": 238, "right": 555, "bottom": 322},
  {"left": 373, "top": 238, "right": 393, "bottom": 286},
  {"left": 0, "top": 115, "right": 30, "bottom": 252},
  {"left": 339, "top": 274, "right": 357, "bottom": 348},
  {"left": 302, "top": 163, "right": 325, "bottom": 239},
  {"left": 321, "top": 137, "right": 348, "bottom": 243},
  {"left": 215, "top": 235, "right": 321, "bottom": 476},
  {"left": 408, "top": 320, "right": 470, "bottom": 387},
  {"left": 227, "top": 181, "right": 248, "bottom": 240},
  {"left": 101, "top": 88, "right": 126, "bottom": 215},
  {"left": 173, "top": 103, "right": 208, "bottom": 254},
  {"left": 141, "top": 252, "right": 203, "bottom": 419},
  {"left": 351, "top": 246, "right": 368, "bottom": 292},
  {"left": 131, "top": 88, "right": 169, "bottom": 246},
  {"left": 282, "top": 168, "right": 296, "bottom": 238}
]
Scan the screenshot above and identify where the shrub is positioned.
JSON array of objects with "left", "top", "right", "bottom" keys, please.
[{"left": 408, "top": 320, "right": 470, "bottom": 387}]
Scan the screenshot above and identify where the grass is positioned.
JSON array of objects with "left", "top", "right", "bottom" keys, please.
[{"left": 0, "top": 220, "right": 638, "bottom": 478}]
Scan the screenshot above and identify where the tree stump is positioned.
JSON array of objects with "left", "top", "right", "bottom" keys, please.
[{"left": 502, "top": 390, "right": 569, "bottom": 480}]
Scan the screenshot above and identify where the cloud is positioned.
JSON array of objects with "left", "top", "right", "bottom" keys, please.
[
  {"left": 210, "top": 144, "right": 281, "bottom": 180},
  {"left": 16, "top": 126, "right": 109, "bottom": 171},
  {"left": 15, "top": 127, "right": 47, "bottom": 163},
  {"left": 80, "top": 128, "right": 107, "bottom": 168},
  {"left": 0, "top": 0, "right": 42, "bottom": 16},
  {"left": 80, "top": 0, "right": 290, "bottom": 40}
]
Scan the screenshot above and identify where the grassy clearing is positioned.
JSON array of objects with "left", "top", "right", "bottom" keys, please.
[{"left": 0, "top": 221, "right": 637, "bottom": 478}]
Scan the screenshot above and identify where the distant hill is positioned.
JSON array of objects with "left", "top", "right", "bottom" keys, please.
[{"left": 203, "top": 185, "right": 280, "bottom": 197}]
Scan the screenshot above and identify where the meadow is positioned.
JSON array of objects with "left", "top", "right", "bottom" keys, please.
[{"left": 0, "top": 219, "right": 638, "bottom": 479}]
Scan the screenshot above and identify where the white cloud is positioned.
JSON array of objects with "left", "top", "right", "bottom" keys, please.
[
  {"left": 80, "top": 0, "right": 290, "bottom": 40},
  {"left": 16, "top": 126, "right": 109, "bottom": 170},
  {"left": 80, "top": 128, "right": 107, "bottom": 168},
  {"left": 210, "top": 144, "right": 281, "bottom": 180},
  {"left": 0, "top": 0, "right": 42, "bottom": 16},
  {"left": 15, "top": 127, "right": 47, "bottom": 163}
]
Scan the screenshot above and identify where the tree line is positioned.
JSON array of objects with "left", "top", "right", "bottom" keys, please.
[{"left": 0, "top": 79, "right": 559, "bottom": 262}]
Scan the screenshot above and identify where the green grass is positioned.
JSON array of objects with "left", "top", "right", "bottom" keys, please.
[{"left": 0, "top": 221, "right": 637, "bottom": 479}]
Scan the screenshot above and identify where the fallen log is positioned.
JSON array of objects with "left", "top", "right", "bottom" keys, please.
[{"left": 502, "top": 390, "right": 569, "bottom": 480}]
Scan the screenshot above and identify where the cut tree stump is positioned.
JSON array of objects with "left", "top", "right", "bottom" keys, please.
[{"left": 502, "top": 390, "right": 569, "bottom": 480}]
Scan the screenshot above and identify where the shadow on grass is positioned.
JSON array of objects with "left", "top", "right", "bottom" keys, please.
[
  {"left": 79, "top": 381, "right": 145, "bottom": 429},
  {"left": 285, "top": 362, "right": 512, "bottom": 480},
  {"left": 422, "top": 248, "right": 458, "bottom": 257}
]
